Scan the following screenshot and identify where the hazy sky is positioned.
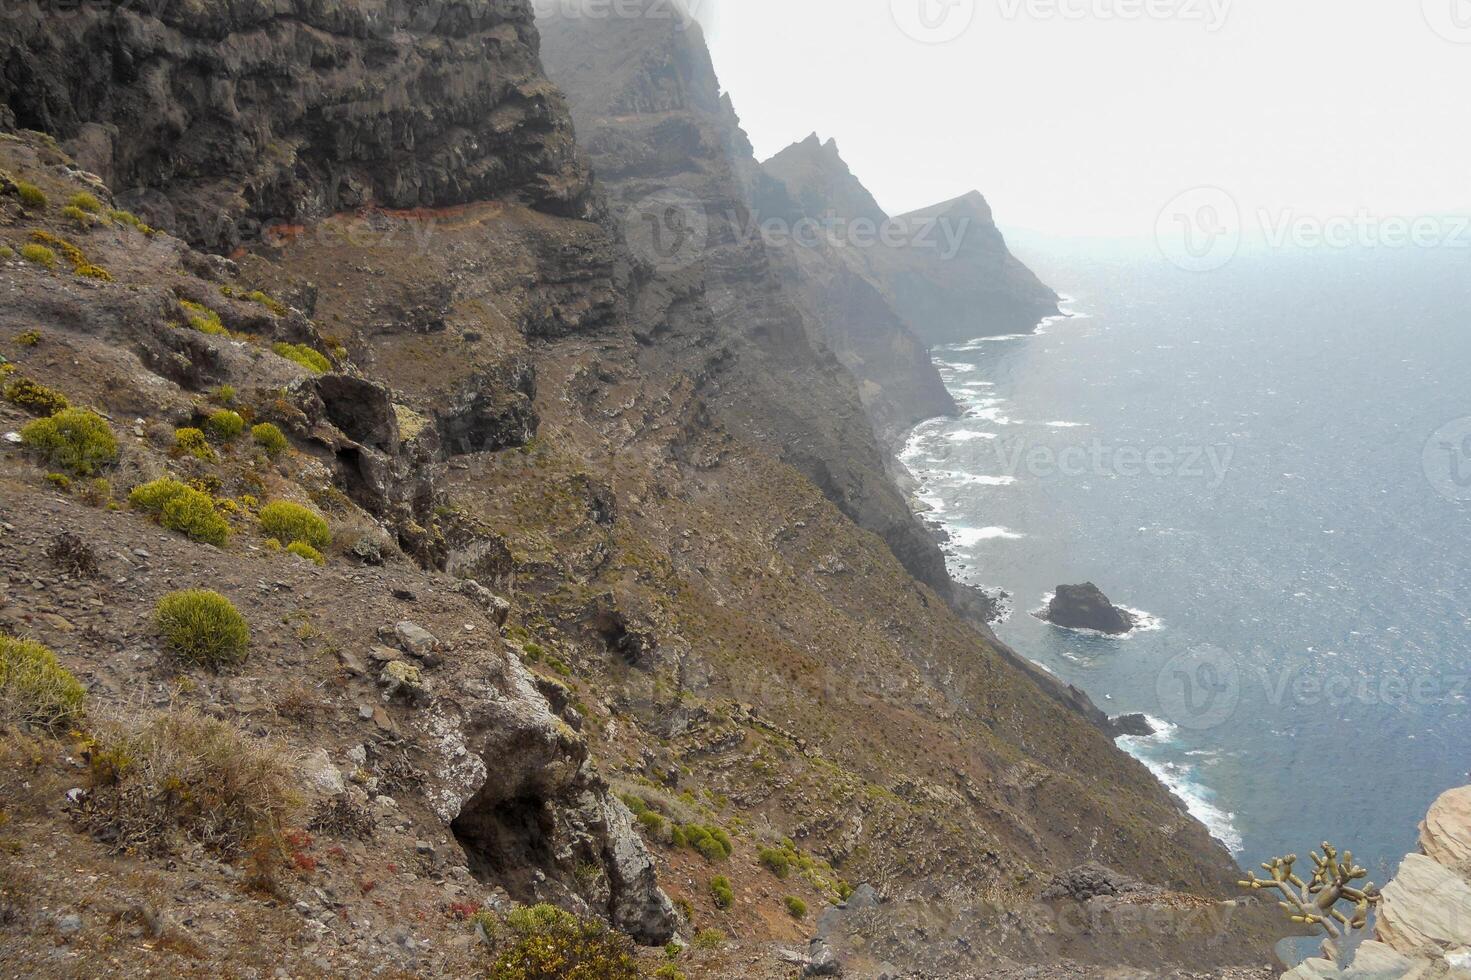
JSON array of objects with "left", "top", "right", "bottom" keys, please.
[{"left": 689, "top": 0, "right": 1470, "bottom": 239}]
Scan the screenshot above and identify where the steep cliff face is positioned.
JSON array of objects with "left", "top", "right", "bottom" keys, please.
[
  {"left": 0, "top": 0, "right": 591, "bottom": 251},
  {"left": 752, "top": 134, "right": 957, "bottom": 447},
  {"left": 876, "top": 191, "right": 1061, "bottom": 345},
  {"left": 537, "top": 5, "right": 956, "bottom": 596}
]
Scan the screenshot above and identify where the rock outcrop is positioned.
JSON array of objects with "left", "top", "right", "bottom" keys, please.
[
  {"left": 0, "top": 0, "right": 591, "bottom": 251},
  {"left": 1041, "top": 583, "right": 1138, "bottom": 635}
]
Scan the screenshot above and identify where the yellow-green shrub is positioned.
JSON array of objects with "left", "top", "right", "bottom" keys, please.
[
  {"left": 128, "top": 478, "right": 230, "bottom": 546},
  {"left": 251, "top": 422, "right": 288, "bottom": 457},
  {"left": 271, "top": 342, "right": 330, "bottom": 374},
  {"left": 783, "top": 896, "right": 807, "bottom": 919},
  {"left": 68, "top": 192, "right": 102, "bottom": 213},
  {"left": 61, "top": 205, "right": 93, "bottom": 228},
  {"left": 20, "top": 408, "right": 117, "bottom": 475},
  {"left": 14, "top": 182, "right": 46, "bottom": 209},
  {"left": 709, "top": 875, "right": 734, "bottom": 909},
  {"left": 0, "top": 635, "right": 85, "bottom": 732},
  {"left": 109, "top": 210, "right": 152, "bottom": 234},
  {"left": 490, "top": 904, "right": 640, "bottom": 980},
  {"left": 204, "top": 410, "right": 245, "bottom": 442},
  {"left": 258, "top": 501, "right": 330, "bottom": 550},
  {"left": 180, "top": 300, "right": 228, "bottom": 336},
  {"left": 19, "top": 244, "right": 55, "bottom": 269},
  {"left": 154, "top": 590, "right": 250, "bottom": 668},
  {"left": 173, "top": 427, "right": 216, "bottom": 462},
  {"left": 3, "top": 375, "right": 69, "bottom": 416},
  {"left": 286, "top": 541, "right": 325, "bottom": 566}
]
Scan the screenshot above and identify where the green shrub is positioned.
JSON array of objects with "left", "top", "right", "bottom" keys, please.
[
  {"left": 491, "top": 904, "right": 640, "bottom": 980},
  {"left": 14, "top": 182, "right": 46, "bottom": 209},
  {"left": 3, "top": 375, "right": 69, "bottom": 416},
  {"left": 0, "top": 635, "right": 85, "bottom": 732},
  {"left": 637, "top": 810, "right": 667, "bottom": 835},
  {"left": 180, "top": 300, "right": 228, "bottom": 337},
  {"left": 75, "top": 263, "right": 112, "bottom": 281},
  {"left": 154, "top": 590, "right": 250, "bottom": 668},
  {"left": 691, "top": 928, "right": 726, "bottom": 951},
  {"left": 653, "top": 966, "right": 686, "bottom": 980},
  {"left": 68, "top": 192, "right": 103, "bottom": 214},
  {"left": 81, "top": 707, "right": 297, "bottom": 857},
  {"left": 79, "top": 478, "right": 112, "bottom": 508},
  {"left": 108, "top": 210, "right": 152, "bottom": 234},
  {"left": 784, "top": 896, "right": 808, "bottom": 919},
  {"left": 682, "top": 824, "right": 732, "bottom": 862},
  {"left": 251, "top": 422, "right": 288, "bottom": 457},
  {"left": 204, "top": 410, "right": 245, "bottom": 442},
  {"left": 13, "top": 330, "right": 40, "bottom": 347},
  {"left": 19, "top": 244, "right": 55, "bottom": 269},
  {"left": 45, "top": 472, "right": 71, "bottom": 492},
  {"left": 286, "top": 541, "right": 325, "bottom": 566},
  {"left": 173, "top": 427, "right": 216, "bottom": 462},
  {"left": 222, "top": 286, "right": 288, "bottom": 316},
  {"left": 760, "top": 846, "right": 795, "bottom": 879},
  {"left": 709, "top": 875, "right": 734, "bottom": 910},
  {"left": 210, "top": 385, "right": 236, "bottom": 406},
  {"left": 0, "top": 245, "right": 14, "bottom": 260},
  {"left": 128, "top": 478, "right": 231, "bottom": 546},
  {"left": 258, "top": 501, "right": 331, "bottom": 550},
  {"left": 61, "top": 205, "right": 94, "bottom": 228},
  {"left": 271, "top": 342, "right": 330, "bottom": 374},
  {"left": 620, "top": 794, "right": 649, "bottom": 816},
  {"left": 20, "top": 409, "right": 117, "bottom": 475}
]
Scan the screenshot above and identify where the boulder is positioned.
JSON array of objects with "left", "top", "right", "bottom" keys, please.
[
  {"left": 1040, "top": 863, "right": 1150, "bottom": 902},
  {"left": 1377, "top": 852, "right": 1471, "bottom": 952},
  {"left": 394, "top": 622, "right": 440, "bottom": 659},
  {"left": 1421, "top": 785, "right": 1471, "bottom": 872},
  {"left": 1109, "top": 713, "right": 1157, "bottom": 738},
  {"left": 1041, "top": 583, "right": 1136, "bottom": 635}
]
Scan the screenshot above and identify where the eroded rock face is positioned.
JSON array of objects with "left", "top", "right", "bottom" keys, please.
[
  {"left": 444, "top": 657, "right": 677, "bottom": 945},
  {"left": 0, "top": 0, "right": 591, "bottom": 251},
  {"left": 1042, "top": 583, "right": 1137, "bottom": 635}
]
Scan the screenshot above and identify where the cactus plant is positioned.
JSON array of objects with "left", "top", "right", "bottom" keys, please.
[{"left": 1239, "top": 842, "right": 1380, "bottom": 951}]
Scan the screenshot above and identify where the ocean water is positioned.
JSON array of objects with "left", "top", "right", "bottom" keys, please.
[{"left": 901, "top": 241, "right": 1471, "bottom": 883}]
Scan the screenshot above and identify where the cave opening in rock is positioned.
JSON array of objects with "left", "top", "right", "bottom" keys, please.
[{"left": 451, "top": 792, "right": 556, "bottom": 895}]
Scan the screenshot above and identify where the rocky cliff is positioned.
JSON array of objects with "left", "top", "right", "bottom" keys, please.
[{"left": 0, "top": 1, "right": 1279, "bottom": 975}]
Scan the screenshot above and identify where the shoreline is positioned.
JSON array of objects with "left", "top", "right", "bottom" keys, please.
[{"left": 898, "top": 294, "right": 1247, "bottom": 861}]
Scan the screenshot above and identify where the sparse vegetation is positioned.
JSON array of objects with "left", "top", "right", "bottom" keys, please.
[
  {"left": 204, "top": 409, "right": 245, "bottom": 442},
  {"left": 759, "top": 845, "right": 792, "bottom": 879},
  {"left": 62, "top": 204, "right": 94, "bottom": 227},
  {"left": 128, "top": 478, "right": 231, "bottom": 545},
  {"left": 13, "top": 330, "right": 40, "bottom": 347},
  {"left": 4, "top": 375, "right": 69, "bottom": 415},
  {"left": 68, "top": 191, "right": 103, "bottom": 214},
  {"left": 489, "top": 904, "right": 641, "bottom": 980},
  {"left": 252, "top": 422, "right": 289, "bottom": 457},
  {"left": 784, "top": 896, "right": 808, "bottom": 919},
  {"left": 690, "top": 928, "right": 726, "bottom": 951},
  {"left": 19, "top": 243, "right": 56, "bottom": 269},
  {"left": 708, "top": 875, "right": 734, "bottom": 909},
  {"left": 174, "top": 427, "right": 216, "bottom": 462},
  {"left": 210, "top": 384, "right": 236, "bottom": 406},
  {"left": 0, "top": 634, "right": 86, "bottom": 732},
  {"left": 222, "top": 285, "right": 288, "bottom": 316},
  {"left": 272, "top": 342, "right": 331, "bottom": 374},
  {"left": 153, "top": 590, "right": 251, "bottom": 669},
  {"left": 681, "top": 824, "right": 733, "bottom": 862},
  {"left": 180, "top": 300, "right": 228, "bottom": 336},
  {"left": 259, "top": 500, "right": 331, "bottom": 550},
  {"left": 14, "top": 182, "right": 47, "bottom": 209},
  {"left": 80, "top": 706, "right": 298, "bottom": 857},
  {"left": 286, "top": 541, "right": 325, "bottom": 566},
  {"left": 29, "top": 231, "right": 110, "bottom": 280},
  {"left": 109, "top": 209, "right": 153, "bottom": 234},
  {"left": 20, "top": 408, "right": 118, "bottom": 475}
]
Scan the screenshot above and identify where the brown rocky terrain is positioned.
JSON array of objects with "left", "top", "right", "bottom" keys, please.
[{"left": 0, "top": 1, "right": 1285, "bottom": 975}]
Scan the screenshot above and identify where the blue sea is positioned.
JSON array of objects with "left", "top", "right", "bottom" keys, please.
[{"left": 901, "top": 240, "right": 1471, "bottom": 884}]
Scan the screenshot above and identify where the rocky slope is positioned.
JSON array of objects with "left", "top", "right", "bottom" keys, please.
[{"left": 0, "top": 1, "right": 1282, "bottom": 975}]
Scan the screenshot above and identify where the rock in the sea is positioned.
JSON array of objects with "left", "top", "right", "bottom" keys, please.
[
  {"left": 1041, "top": 583, "right": 1137, "bottom": 635},
  {"left": 1109, "top": 713, "right": 1157, "bottom": 738}
]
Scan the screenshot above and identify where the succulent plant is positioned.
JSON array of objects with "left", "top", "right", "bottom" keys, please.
[{"left": 1240, "top": 842, "right": 1380, "bottom": 951}]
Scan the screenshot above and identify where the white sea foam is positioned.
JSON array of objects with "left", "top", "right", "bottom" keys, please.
[
  {"left": 1045, "top": 421, "right": 1086, "bottom": 428},
  {"left": 1030, "top": 595, "right": 1164, "bottom": 638},
  {"left": 949, "top": 526, "right": 1025, "bottom": 546},
  {"left": 1116, "top": 741, "right": 1243, "bottom": 854},
  {"left": 946, "top": 430, "right": 997, "bottom": 442}
]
